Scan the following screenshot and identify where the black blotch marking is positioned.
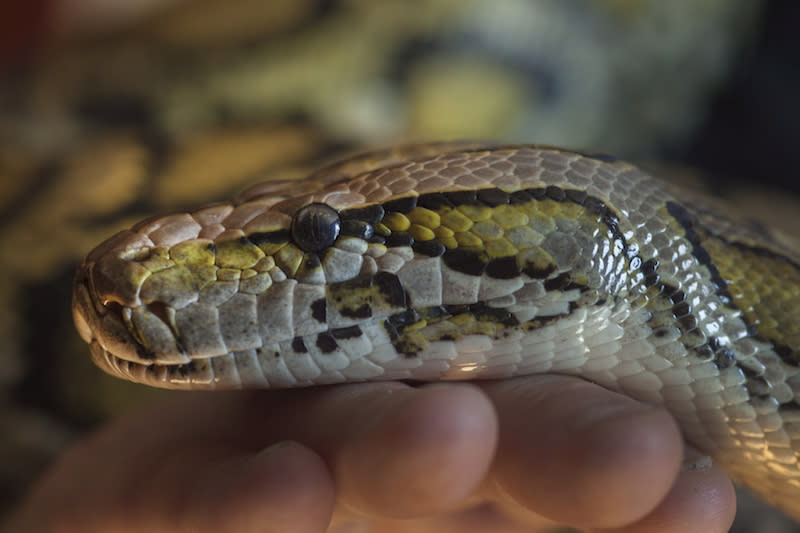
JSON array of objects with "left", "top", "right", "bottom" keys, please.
[
  {"left": 383, "top": 320, "right": 399, "bottom": 341},
  {"left": 206, "top": 242, "right": 217, "bottom": 254},
  {"left": 386, "top": 309, "right": 421, "bottom": 330},
  {"left": 583, "top": 196, "right": 607, "bottom": 216},
  {"left": 522, "top": 262, "right": 556, "bottom": 279},
  {"left": 641, "top": 259, "right": 660, "bottom": 287},
  {"left": 340, "top": 219, "right": 374, "bottom": 240},
  {"left": 342, "top": 304, "right": 372, "bottom": 319},
  {"left": 383, "top": 196, "right": 418, "bottom": 213},
  {"left": 522, "top": 314, "right": 564, "bottom": 330},
  {"left": 672, "top": 301, "right": 691, "bottom": 317},
  {"left": 248, "top": 229, "right": 291, "bottom": 246},
  {"left": 421, "top": 305, "right": 451, "bottom": 320},
  {"left": 417, "top": 192, "right": 454, "bottom": 210},
  {"left": 384, "top": 308, "right": 425, "bottom": 356},
  {"left": 291, "top": 336, "right": 308, "bottom": 353},
  {"left": 394, "top": 340, "right": 422, "bottom": 357},
  {"left": 386, "top": 232, "right": 414, "bottom": 247},
  {"left": 679, "top": 315, "right": 698, "bottom": 331},
  {"left": 695, "top": 344, "right": 714, "bottom": 361},
  {"left": 375, "top": 272, "right": 408, "bottom": 308},
  {"left": 444, "top": 190, "right": 479, "bottom": 205},
  {"left": 412, "top": 239, "right": 446, "bottom": 257},
  {"left": 545, "top": 186, "right": 566, "bottom": 201},
  {"left": 442, "top": 248, "right": 486, "bottom": 276},
  {"left": 714, "top": 348, "right": 736, "bottom": 369},
  {"left": 316, "top": 333, "right": 338, "bottom": 353},
  {"left": 508, "top": 190, "right": 534, "bottom": 204},
  {"left": 565, "top": 189, "right": 588, "bottom": 205},
  {"left": 340, "top": 204, "right": 385, "bottom": 225},
  {"left": 486, "top": 256, "right": 521, "bottom": 279},
  {"left": 311, "top": 298, "right": 327, "bottom": 322},
  {"left": 477, "top": 188, "right": 510, "bottom": 206},
  {"left": 775, "top": 345, "right": 800, "bottom": 367},
  {"left": 332, "top": 325, "right": 363, "bottom": 339},
  {"left": 544, "top": 272, "right": 575, "bottom": 291},
  {"left": 659, "top": 284, "right": 676, "bottom": 300},
  {"left": 468, "top": 303, "right": 520, "bottom": 327},
  {"left": 444, "top": 304, "right": 468, "bottom": 315}
]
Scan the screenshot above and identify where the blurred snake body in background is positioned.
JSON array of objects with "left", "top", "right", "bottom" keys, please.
[{"left": 73, "top": 142, "right": 800, "bottom": 519}]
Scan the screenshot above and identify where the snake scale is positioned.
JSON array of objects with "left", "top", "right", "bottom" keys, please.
[{"left": 73, "top": 142, "right": 800, "bottom": 519}]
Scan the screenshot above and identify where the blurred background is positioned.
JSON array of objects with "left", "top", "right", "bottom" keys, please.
[{"left": 0, "top": 1, "right": 798, "bottom": 531}]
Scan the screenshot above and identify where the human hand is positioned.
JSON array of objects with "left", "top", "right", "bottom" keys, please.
[{"left": 3, "top": 375, "right": 736, "bottom": 532}]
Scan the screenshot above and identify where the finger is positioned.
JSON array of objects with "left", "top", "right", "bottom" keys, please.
[
  {"left": 174, "top": 441, "right": 336, "bottom": 533},
  {"left": 7, "top": 430, "right": 335, "bottom": 533},
  {"left": 592, "top": 448, "right": 736, "bottom": 533},
  {"left": 27, "top": 383, "right": 496, "bottom": 525},
  {"left": 482, "top": 374, "right": 684, "bottom": 529},
  {"left": 333, "top": 502, "right": 554, "bottom": 533},
  {"left": 247, "top": 383, "right": 498, "bottom": 519}
]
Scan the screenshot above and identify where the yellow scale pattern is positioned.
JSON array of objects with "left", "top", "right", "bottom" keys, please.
[
  {"left": 377, "top": 197, "right": 599, "bottom": 276},
  {"left": 370, "top": 195, "right": 624, "bottom": 353},
  {"left": 703, "top": 232, "right": 800, "bottom": 359}
]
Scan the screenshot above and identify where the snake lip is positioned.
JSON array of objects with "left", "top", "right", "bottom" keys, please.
[{"left": 72, "top": 261, "right": 148, "bottom": 366}]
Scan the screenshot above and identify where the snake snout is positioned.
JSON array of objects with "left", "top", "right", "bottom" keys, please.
[
  {"left": 72, "top": 265, "right": 141, "bottom": 364},
  {"left": 73, "top": 226, "right": 195, "bottom": 367}
]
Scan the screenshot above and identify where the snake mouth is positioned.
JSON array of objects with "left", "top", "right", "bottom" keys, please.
[
  {"left": 73, "top": 265, "right": 213, "bottom": 388},
  {"left": 72, "top": 267, "right": 138, "bottom": 360},
  {"left": 73, "top": 258, "right": 191, "bottom": 370}
]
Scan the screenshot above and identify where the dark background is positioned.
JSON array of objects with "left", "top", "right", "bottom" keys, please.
[{"left": 680, "top": 0, "right": 800, "bottom": 191}]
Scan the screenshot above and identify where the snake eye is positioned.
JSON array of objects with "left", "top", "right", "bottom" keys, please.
[{"left": 291, "top": 203, "right": 341, "bottom": 253}]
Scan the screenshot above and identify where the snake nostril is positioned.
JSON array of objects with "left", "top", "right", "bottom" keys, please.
[{"left": 101, "top": 300, "right": 125, "bottom": 320}]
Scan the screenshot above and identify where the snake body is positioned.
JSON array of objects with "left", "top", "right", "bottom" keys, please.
[{"left": 73, "top": 143, "right": 800, "bottom": 518}]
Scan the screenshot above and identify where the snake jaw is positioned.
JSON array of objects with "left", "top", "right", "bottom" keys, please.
[
  {"left": 73, "top": 226, "right": 193, "bottom": 368},
  {"left": 72, "top": 272, "right": 140, "bottom": 364}
]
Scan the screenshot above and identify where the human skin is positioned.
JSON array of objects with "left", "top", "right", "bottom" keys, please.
[{"left": 2, "top": 374, "right": 736, "bottom": 532}]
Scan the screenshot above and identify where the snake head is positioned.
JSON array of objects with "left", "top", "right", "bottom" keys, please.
[
  {"left": 73, "top": 144, "right": 640, "bottom": 390},
  {"left": 71, "top": 171, "right": 379, "bottom": 389}
]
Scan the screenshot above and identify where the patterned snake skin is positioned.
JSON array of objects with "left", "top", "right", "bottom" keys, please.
[{"left": 73, "top": 142, "right": 800, "bottom": 519}]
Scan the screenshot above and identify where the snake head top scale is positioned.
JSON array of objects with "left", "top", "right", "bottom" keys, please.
[{"left": 73, "top": 142, "right": 800, "bottom": 519}]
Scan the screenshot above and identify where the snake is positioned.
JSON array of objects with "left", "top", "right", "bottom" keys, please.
[{"left": 72, "top": 142, "right": 800, "bottom": 520}]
